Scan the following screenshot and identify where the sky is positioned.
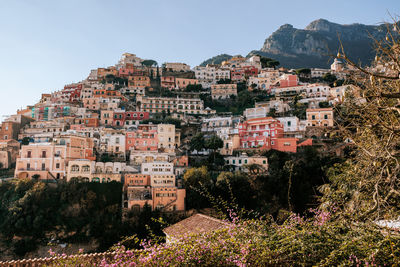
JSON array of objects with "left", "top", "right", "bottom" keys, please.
[{"left": 0, "top": 0, "right": 399, "bottom": 120}]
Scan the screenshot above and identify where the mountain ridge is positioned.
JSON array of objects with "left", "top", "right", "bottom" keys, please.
[{"left": 200, "top": 19, "right": 396, "bottom": 69}]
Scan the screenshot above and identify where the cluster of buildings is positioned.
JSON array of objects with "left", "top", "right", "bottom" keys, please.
[{"left": 0, "top": 52, "right": 359, "bottom": 213}]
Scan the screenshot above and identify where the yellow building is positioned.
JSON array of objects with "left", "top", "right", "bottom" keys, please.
[
  {"left": 306, "top": 108, "right": 334, "bottom": 127},
  {"left": 211, "top": 84, "right": 237, "bottom": 100}
]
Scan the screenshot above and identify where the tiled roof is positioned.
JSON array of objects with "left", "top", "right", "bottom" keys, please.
[{"left": 163, "top": 214, "right": 227, "bottom": 239}]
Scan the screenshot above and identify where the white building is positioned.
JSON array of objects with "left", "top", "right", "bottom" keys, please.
[
  {"left": 244, "top": 107, "right": 267, "bottom": 119},
  {"left": 193, "top": 66, "right": 230, "bottom": 88},
  {"left": 225, "top": 153, "right": 268, "bottom": 172},
  {"left": 116, "top": 53, "right": 143, "bottom": 69},
  {"left": 141, "top": 162, "right": 174, "bottom": 175},
  {"left": 100, "top": 130, "right": 126, "bottom": 158},
  {"left": 305, "top": 84, "right": 331, "bottom": 98},
  {"left": 331, "top": 58, "right": 344, "bottom": 72},
  {"left": 201, "top": 116, "right": 237, "bottom": 133},
  {"left": 277, "top": 117, "right": 300, "bottom": 132},
  {"left": 311, "top": 68, "right": 331, "bottom": 78},
  {"left": 254, "top": 100, "right": 291, "bottom": 114}
]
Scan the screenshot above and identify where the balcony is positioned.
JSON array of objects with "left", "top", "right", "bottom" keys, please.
[{"left": 18, "top": 168, "right": 50, "bottom": 171}]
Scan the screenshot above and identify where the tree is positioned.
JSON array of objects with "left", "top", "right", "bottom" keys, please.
[
  {"left": 291, "top": 102, "right": 307, "bottom": 120},
  {"left": 267, "top": 108, "right": 277, "bottom": 117},
  {"left": 259, "top": 56, "right": 280, "bottom": 69},
  {"left": 318, "top": 101, "right": 330, "bottom": 108},
  {"left": 320, "top": 25, "right": 400, "bottom": 221},
  {"left": 205, "top": 135, "right": 223, "bottom": 151},
  {"left": 141, "top": 59, "right": 158, "bottom": 67},
  {"left": 21, "top": 137, "right": 30, "bottom": 145},
  {"left": 322, "top": 73, "right": 337, "bottom": 84},
  {"left": 183, "top": 167, "right": 212, "bottom": 209},
  {"left": 185, "top": 84, "right": 202, "bottom": 92},
  {"left": 190, "top": 133, "right": 205, "bottom": 151},
  {"left": 217, "top": 79, "right": 232, "bottom": 84},
  {"left": 295, "top": 68, "right": 311, "bottom": 77}
]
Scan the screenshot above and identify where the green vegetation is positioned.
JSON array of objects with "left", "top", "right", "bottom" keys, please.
[
  {"left": 141, "top": 117, "right": 181, "bottom": 128},
  {"left": 184, "top": 84, "right": 202, "bottom": 92},
  {"left": 89, "top": 213, "right": 400, "bottom": 266},
  {"left": 201, "top": 90, "right": 272, "bottom": 115},
  {"left": 0, "top": 179, "right": 183, "bottom": 257},
  {"left": 185, "top": 148, "right": 341, "bottom": 214},
  {"left": 102, "top": 74, "right": 128, "bottom": 85},
  {"left": 199, "top": 54, "right": 233, "bottom": 67},
  {"left": 259, "top": 56, "right": 280, "bottom": 69},
  {"left": 141, "top": 59, "right": 158, "bottom": 67}
]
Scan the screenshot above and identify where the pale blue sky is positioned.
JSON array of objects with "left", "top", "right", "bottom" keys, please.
[{"left": 0, "top": 0, "right": 399, "bottom": 120}]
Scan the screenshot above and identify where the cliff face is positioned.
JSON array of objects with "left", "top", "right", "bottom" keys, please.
[{"left": 254, "top": 19, "right": 392, "bottom": 68}]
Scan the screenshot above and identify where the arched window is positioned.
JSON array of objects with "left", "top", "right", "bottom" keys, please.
[
  {"left": 82, "top": 165, "right": 90, "bottom": 173},
  {"left": 71, "top": 165, "right": 79, "bottom": 173}
]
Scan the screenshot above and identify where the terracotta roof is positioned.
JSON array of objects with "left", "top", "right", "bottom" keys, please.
[{"left": 163, "top": 214, "right": 228, "bottom": 239}]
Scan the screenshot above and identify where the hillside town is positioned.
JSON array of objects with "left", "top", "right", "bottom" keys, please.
[{"left": 0, "top": 52, "right": 361, "bottom": 213}]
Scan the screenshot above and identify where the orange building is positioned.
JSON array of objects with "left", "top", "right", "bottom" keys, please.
[
  {"left": 126, "top": 126, "right": 158, "bottom": 152},
  {"left": 97, "top": 67, "right": 118, "bottom": 78},
  {"left": 53, "top": 134, "right": 96, "bottom": 161},
  {"left": 126, "top": 183, "right": 186, "bottom": 211},
  {"left": 175, "top": 78, "right": 198, "bottom": 90},
  {"left": 161, "top": 76, "right": 175, "bottom": 89},
  {"left": 74, "top": 117, "right": 100, "bottom": 128},
  {"left": 128, "top": 76, "right": 150, "bottom": 88},
  {"left": 125, "top": 173, "right": 151, "bottom": 187},
  {"left": 306, "top": 108, "right": 334, "bottom": 127}
]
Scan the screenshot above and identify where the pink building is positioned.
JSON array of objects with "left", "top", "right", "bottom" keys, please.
[
  {"left": 15, "top": 143, "right": 67, "bottom": 180},
  {"left": 62, "top": 83, "right": 82, "bottom": 103},
  {"left": 238, "top": 117, "right": 311, "bottom": 153},
  {"left": 161, "top": 76, "right": 175, "bottom": 89},
  {"left": 113, "top": 111, "right": 150, "bottom": 127},
  {"left": 238, "top": 117, "right": 284, "bottom": 150},
  {"left": 277, "top": 74, "right": 299, "bottom": 88},
  {"left": 126, "top": 124, "right": 158, "bottom": 152}
]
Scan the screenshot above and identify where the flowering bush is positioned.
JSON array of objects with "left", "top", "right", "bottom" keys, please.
[{"left": 51, "top": 209, "right": 400, "bottom": 266}]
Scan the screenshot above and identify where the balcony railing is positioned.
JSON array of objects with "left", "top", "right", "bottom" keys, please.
[{"left": 18, "top": 168, "right": 50, "bottom": 171}]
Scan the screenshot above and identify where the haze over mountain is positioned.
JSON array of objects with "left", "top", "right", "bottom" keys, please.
[{"left": 201, "top": 19, "right": 395, "bottom": 69}]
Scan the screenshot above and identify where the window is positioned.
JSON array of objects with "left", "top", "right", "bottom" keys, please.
[
  {"left": 324, "top": 114, "right": 328, "bottom": 119},
  {"left": 41, "top": 151, "right": 47, "bottom": 158},
  {"left": 82, "top": 165, "right": 90, "bottom": 173},
  {"left": 312, "top": 115, "right": 316, "bottom": 120},
  {"left": 56, "top": 163, "right": 60, "bottom": 169},
  {"left": 41, "top": 163, "right": 46, "bottom": 171},
  {"left": 71, "top": 165, "right": 79, "bottom": 173},
  {"left": 27, "top": 163, "right": 30, "bottom": 170}
]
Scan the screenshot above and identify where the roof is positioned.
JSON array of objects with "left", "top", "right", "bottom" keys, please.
[
  {"left": 163, "top": 214, "right": 228, "bottom": 239},
  {"left": 306, "top": 108, "right": 333, "bottom": 112}
]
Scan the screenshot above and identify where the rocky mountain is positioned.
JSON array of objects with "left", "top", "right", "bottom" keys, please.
[
  {"left": 201, "top": 19, "right": 396, "bottom": 69},
  {"left": 251, "top": 19, "right": 393, "bottom": 68}
]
